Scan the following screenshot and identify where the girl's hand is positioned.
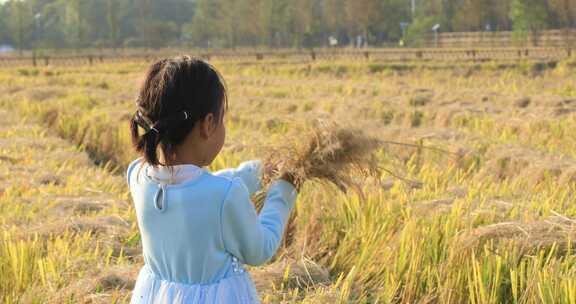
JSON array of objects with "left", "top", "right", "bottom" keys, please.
[
  {"left": 263, "top": 160, "right": 301, "bottom": 191},
  {"left": 280, "top": 171, "right": 301, "bottom": 192},
  {"left": 263, "top": 160, "right": 279, "bottom": 177}
]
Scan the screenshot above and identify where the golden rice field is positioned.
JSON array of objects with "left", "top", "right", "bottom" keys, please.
[{"left": 1, "top": 57, "right": 576, "bottom": 303}]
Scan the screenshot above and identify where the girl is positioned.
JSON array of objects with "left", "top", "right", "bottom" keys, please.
[{"left": 126, "top": 56, "right": 299, "bottom": 303}]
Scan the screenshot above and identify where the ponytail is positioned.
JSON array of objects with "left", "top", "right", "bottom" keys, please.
[{"left": 130, "top": 112, "right": 160, "bottom": 166}]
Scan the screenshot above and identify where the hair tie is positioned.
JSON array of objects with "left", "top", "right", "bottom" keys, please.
[
  {"left": 135, "top": 109, "right": 191, "bottom": 135},
  {"left": 135, "top": 110, "right": 159, "bottom": 134}
]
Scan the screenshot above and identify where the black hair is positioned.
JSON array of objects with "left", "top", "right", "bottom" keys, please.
[{"left": 130, "top": 55, "right": 228, "bottom": 168}]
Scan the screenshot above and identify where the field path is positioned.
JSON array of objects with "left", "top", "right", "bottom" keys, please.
[{"left": 0, "top": 108, "right": 138, "bottom": 303}]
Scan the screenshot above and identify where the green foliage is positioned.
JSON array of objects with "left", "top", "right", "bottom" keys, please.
[
  {"left": 183, "top": 0, "right": 224, "bottom": 48},
  {"left": 0, "top": 0, "right": 573, "bottom": 49},
  {"left": 5, "top": 0, "right": 34, "bottom": 53},
  {"left": 510, "top": 0, "right": 549, "bottom": 45},
  {"left": 406, "top": 16, "right": 439, "bottom": 47}
]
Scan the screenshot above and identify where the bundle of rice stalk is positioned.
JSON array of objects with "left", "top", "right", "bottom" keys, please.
[
  {"left": 252, "top": 119, "right": 382, "bottom": 254},
  {"left": 451, "top": 215, "right": 576, "bottom": 259},
  {"left": 261, "top": 119, "right": 381, "bottom": 197}
]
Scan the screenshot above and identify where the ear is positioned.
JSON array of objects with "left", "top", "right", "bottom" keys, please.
[{"left": 200, "top": 113, "right": 217, "bottom": 139}]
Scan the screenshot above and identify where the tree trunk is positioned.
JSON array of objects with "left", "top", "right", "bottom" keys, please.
[{"left": 17, "top": 2, "right": 24, "bottom": 56}]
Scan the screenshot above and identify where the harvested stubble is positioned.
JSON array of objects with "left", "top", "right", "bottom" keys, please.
[
  {"left": 49, "top": 196, "right": 126, "bottom": 216},
  {"left": 22, "top": 215, "right": 131, "bottom": 241},
  {"left": 46, "top": 265, "right": 138, "bottom": 304},
  {"left": 483, "top": 145, "right": 576, "bottom": 184},
  {"left": 251, "top": 258, "right": 331, "bottom": 294}
]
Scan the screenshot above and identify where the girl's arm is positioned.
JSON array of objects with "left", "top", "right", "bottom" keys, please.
[
  {"left": 213, "top": 160, "right": 262, "bottom": 195},
  {"left": 220, "top": 177, "right": 297, "bottom": 266}
]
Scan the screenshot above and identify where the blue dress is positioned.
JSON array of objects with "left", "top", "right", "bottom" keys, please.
[{"left": 126, "top": 158, "right": 298, "bottom": 303}]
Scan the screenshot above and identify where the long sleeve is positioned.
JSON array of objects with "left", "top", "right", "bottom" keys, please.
[
  {"left": 213, "top": 160, "right": 263, "bottom": 195},
  {"left": 220, "top": 177, "right": 297, "bottom": 266}
]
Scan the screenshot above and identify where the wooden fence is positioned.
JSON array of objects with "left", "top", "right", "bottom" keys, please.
[
  {"left": 0, "top": 47, "right": 574, "bottom": 68},
  {"left": 423, "top": 29, "right": 576, "bottom": 48}
]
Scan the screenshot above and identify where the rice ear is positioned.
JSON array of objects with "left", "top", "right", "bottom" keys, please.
[{"left": 260, "top": 119, "right": 381, "bottom": 195}]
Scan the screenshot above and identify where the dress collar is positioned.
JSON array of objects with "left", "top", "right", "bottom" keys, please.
[{"left": 145, "top": 163, "right": 206, "bottom": 185}]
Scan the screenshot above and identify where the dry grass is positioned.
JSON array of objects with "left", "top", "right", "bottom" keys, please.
[
  {"left": 24, "top": 215, "right": 131, "bottom": 240},
  {"left": 46, "top": 265, "right": 137, "bottom": 304},
  {"left": 2, "top": 59, "right": 576, "bottom": 303},
  {"left": 251, "top": 257, "right": 331, "bottom": 293},
  {"left": 454, "top": 215, "right": 576, "bottom": 256},
  {"left": 49, "top": 196, "right": 124, "bottom": 216},
  {"left": 0, "top": 109, "right": 136, "bottom": 303}
]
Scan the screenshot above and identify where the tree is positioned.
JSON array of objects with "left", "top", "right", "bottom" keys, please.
[
  {"left": 509, "top": 0, "right": 549, "bottom": 45},
  {"left": 378, "top": 0, "right": 411, "bottom": 42},
  {"left": 453, "top": 0, "right": 486, "bottom": 31},
  {"left": 0, "top": 5, "right": 7, "bottom": 45},
  {"left": 137, "top": 0, "right": 153, "bottom": 47},
  {"left": 183, "top": 0, "right": 220, "bottom": 47},
  {"left": 548, "top": 0, "right": 576, "bottom": 27},
  {"left": 210, "top": 0, "right": 239, "bottom": 47},
  {"left": 344, "top": 0, "right": 382, "bottom": 47},
  {"left": 107, "top": 0, "right": 119, "bottom": 48},
  {"left": 0, "top": 0, "right": 574, "bottom": 51},
  {"left": 289, "top": 0, "right": 319, "bottom": 48},
  {"left": 486, "top": 0, "right": 514, "bottom": 30},
  {"left": 322, "top": 0, "right": 348, "bottom": 44},
  {"left": 6, "top": 0, "right": 34, "bottom": 54},
  {"left": 266, "top": 0, "right": 292, "bottom": 47},
  {"left": 405, "top": 0, "right": 443, "bottom": 46}
]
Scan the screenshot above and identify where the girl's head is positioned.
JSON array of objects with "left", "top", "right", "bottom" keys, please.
[{"left": 131, "top": 56, "right": 228, "bottom": 167}]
